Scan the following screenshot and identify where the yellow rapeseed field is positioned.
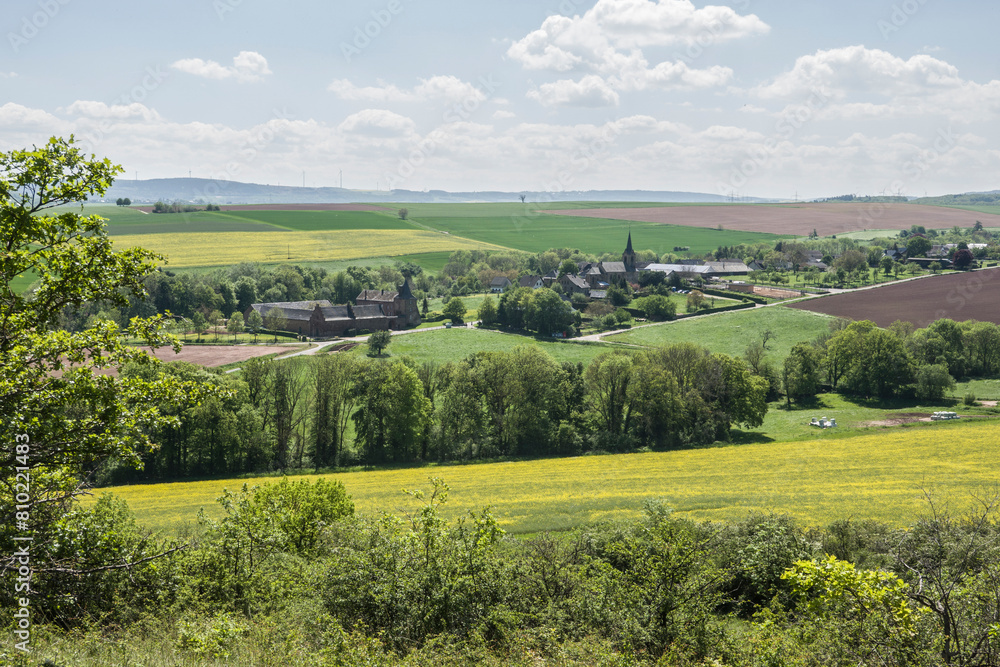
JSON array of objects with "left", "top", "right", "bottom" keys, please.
[
  {"left": 111, "top": 231, "right": 507, "bottom": 267},
  {"left": 101, "top": 420, "right": 1000, "bottom": 534}
]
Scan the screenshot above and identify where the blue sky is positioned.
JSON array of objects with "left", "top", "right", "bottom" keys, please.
[{"left": 2, "top": 0, "right": 998, "bottom": 199}]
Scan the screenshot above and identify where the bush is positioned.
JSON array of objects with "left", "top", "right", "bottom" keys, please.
[{"left": 964, "top": 392, "right": 978, "bottom": 406}]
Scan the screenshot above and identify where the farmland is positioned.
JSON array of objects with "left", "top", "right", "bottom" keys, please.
[
  {"left": 548, "top": 202, "right": 998, "bottom": 236},
  {"left": 85, "top": 203, "right": 783, "bottom": 269},
  {"left": 604, "top": 305, "right": 836, "bottom": 359},
  {"left": 110, "top": 230, "right": 506, "bottom": 268},
  {"left": 788, "top": 267, "right": 1000, "bottom": 327},
  {"left": 100, "top": 419, "right": 1000, "bottom": 534}
]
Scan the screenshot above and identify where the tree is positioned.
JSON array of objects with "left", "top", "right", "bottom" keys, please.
[
  {"left": 191, "top": 311, "right": 208, "bottom": 342},
  {"left": 246, "top": 309, "right": 264, "bottom": 343},
  {"left": 914, "top": 363, "right": 955, "bottom": 401},
  {"left": 585, "top": 352, "right": 634, "bottom": 436},
  {"left": 264, "top": 306, "right": 284, "bottom": 342},
  {"left": 116, "top": 197, "right": 124, "bottom": 206},
  {"left": 123, "top": 197, "right": 131, "bottom": 206},
  {"left": 0, "top": 137, "right": 212, "bottom": 600},
  {"left": 398, "top": 208, "right": 408, "bottom": 220},
  {"left": 686, "top": 289, "right": 706, "bottom": 312},
  {"left": 477, "top": 294, "right": 497, "bottom": 325},
  {"left": 558, "top": 259, "right": 577, "bottom": 277},
  {"left": 442, "top": 297, "right": 467, "bottom": 323},
  {"left": 367, "top": 329, "right": 392, "bottom": 356},
  {"left": 906, "top": 236, "right": 932, "bottom": 258},
  {"left": 952, "top": 248, "right": 974, "bottom": 270},
  {"left": 227, "top": 311, "right": 244, "bottom": 342},
  {"left": 525, "top": 288, "right": 575, "bottom": 336},
  {"left": 783, "top": 343, "right": 823, "bottom": 405}
]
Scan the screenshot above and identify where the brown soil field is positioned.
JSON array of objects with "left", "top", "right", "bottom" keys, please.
[
  {"left": 547, "top": 203, "right": 994, "bottom": 236},
  {"left": 787, "top": 268, "right": 1000, "bottom": 327},
  {"left": 142, "top": 344, "right": 297, "bottom": 367},
  {"left": 753, "top": 286, "right": 803, "bottom": 299},
  {"left": 132, "top": 203, "right": 390, "bottom": 213}
]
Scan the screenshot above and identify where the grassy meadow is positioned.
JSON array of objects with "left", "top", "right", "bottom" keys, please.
[
  {"left": 605, "top": 305, "right": 836, "bottom": 359},
  {"left": 98, "top": 419, "right": 1000, "bottom": 534},
  {"left": 357, "top": 326, "right": 614, "bottom": 366}
]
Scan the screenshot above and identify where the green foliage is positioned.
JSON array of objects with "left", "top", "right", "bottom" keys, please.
[
  {"left": 783, "top": 555, "right": 932, "bottom": 664},
  {"left": 783, "top": 342, "right": 824, "bottom": 403},
  {"left": 442, "top": 297, "right": 467, "bottom": 322},
  {"left": 366, "top": 329, "right": 392, "bottom": 356},
  {"left": 0, "top": 137, "right": 216, "bottom": 594},
  {"left": 630, "top": 294, "right": 676, "bottom": 320},
  {"left": 477, "top": 294, "right": 497, "bottom": 325},
  {"left": 915, "top": 363, "right": 955, "bottom": 401}
]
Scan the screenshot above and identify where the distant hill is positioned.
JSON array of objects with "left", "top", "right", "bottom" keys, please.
[
  {"left": 911, "top": 190, "right": 1000, "bottom": 206},
  {"left": 102, "top": 178, "right": 771, "bottom": 205}
]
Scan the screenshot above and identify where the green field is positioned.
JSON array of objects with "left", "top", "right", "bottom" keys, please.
[
  {"left": 83, "top": 203, "right": 782, "bottom": 269},
  {"left": 213, "top": 210, "right": 412, "bottom": 231},
  {"left": 99, "top": 420, "right": 1000, "bottom": 534},
  {"left": 605, "top": 305, "right": 835, "bottom": 359},
  {"left": 356, "top": 327, "right": 613, "bottom": 366},
  {"left": 406, "top": 213, "right": 779, "bottom": 257}
]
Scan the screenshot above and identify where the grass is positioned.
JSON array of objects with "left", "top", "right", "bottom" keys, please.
[
  {"left": 215, "top": 210, "right": 413, "bottom": 231},
  {"left": 354, "top": 327, "right": 616, "bottom": 366},
  {"left": 98, "top": 419, "right": 1000, "bottom": 534},
  {"left": 605, "top": 306, "right": 836, "bottom": 359},
  {"left": 953, "top": 376, "right": 1000, "bottom": 400},
  {"left": 110, "top": 231, "right": 507, "bottom": 268},
  {"left": 408, "top": 213, "right": 779, "bottom": 258}
]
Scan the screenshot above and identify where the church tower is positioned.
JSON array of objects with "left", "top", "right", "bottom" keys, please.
[{"left": 622, "top": 231, "right": 637, "bottom": 273}]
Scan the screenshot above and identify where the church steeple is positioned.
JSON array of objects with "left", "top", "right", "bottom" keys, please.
[{"left": 622, "top": 231, "right": 636, "bottom": 271}]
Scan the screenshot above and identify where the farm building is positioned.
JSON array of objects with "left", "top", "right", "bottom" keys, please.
[
  {"left": 246, "top": 280, "right": 420, "bottom": 337},
  {"left": 490, "top": 277, "right": 512, "bottom": 293}
]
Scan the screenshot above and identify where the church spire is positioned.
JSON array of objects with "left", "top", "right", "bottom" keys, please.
[{"left": 622, "top": 230, "right": 637, "bottom": 272}]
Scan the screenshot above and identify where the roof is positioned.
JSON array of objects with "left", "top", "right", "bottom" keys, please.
[
  {"left": 601, "top": 261, "right": 627, "bottom": 273},
  {"left": 625, "top": 232, "right": 634, "bottom": 254},
  {"left": 643, "top": 263, "right": 711, "bottom": 274},
  {"left": 562, "top": 274, "right": 589, "bottom": 289},
  {"left": 317, "top": 305, "right": 352, "bottom": 321},
  {"left": 353, "top": 304, "right": 391, "bottom": 320},
  {"left": 357, "top": 289, "right": 399, "bottom": 303},
  {"left": 397, "top": 279, "right": 415, "bottom": 300},
  {"left": 705, "top": 261, "right": 750, "bottom": 274},
  {"left": 490, "top": 276, "right": 512, "bottom": 287},
  {"left": 589, "top": 290, "right": 608, "bottom": 299},
  {"left": 519, "top": 275, "right": 542, "bottom": 287},
  {"left": 251, "top": 300, "right": 332, "bottom": 321}
]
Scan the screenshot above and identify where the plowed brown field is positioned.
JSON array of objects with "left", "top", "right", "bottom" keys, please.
[
  {"left": 548, "top": 203, "right": 993, "bottom": 236},
  {"left": 787, "top": 268, "right": 1000, "bottom": 327},
  {"left": 142, "top": 344, "right": 296, "bottom": 366}
]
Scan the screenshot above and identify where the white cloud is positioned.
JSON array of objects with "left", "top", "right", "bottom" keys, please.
[
  {"left": 509, "top": 0, "right": 756, "bottom": 106},
  {"left": 528, "top": 75, "right": 621, "bottom": 107},
  {"left": 508, "top": 0, "right": 767, "bottom": 73},
  {"left": 0, "top": 102, "right": 62, "bottom": 128},
  {"left": 755, "top": 46, "right": 1000, "bottom": 122},
  {"left": 171, "top": 50, "right": 272, "bottom": 83},
  {"left": 0, "top": 72, "right": 17, "bottom": 79},
  {"left": 64, "top": 101, "right": 161, "bottom": 122},
  {"left": 337, "top": 109, "right": 416, "bottom": 137},
  {"left": 328, "top": 76, "right": 486, "bottom": 105},
  {"left": 493, "top": 110, "right": 516, "bottom": 119}
]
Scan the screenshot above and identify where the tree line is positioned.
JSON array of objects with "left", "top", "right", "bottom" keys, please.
[{"left": 101, "top": 342, "right": 768, "bottom": 483}]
